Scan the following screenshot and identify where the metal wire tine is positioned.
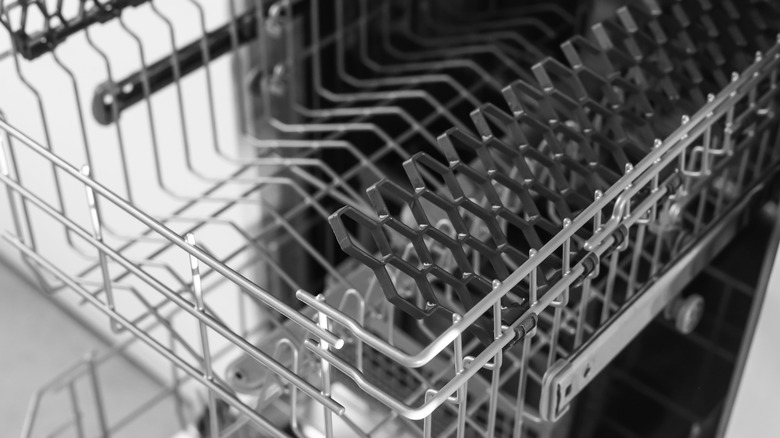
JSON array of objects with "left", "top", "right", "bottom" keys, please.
[
  {"left": 714, "top": 162, "right": 733, "bottom": 217},
  {"left": 85, "top": 352, "right": 109, "bottom": 438},
  {"left": 276, "top": 339, "right": 300, "bottom": 436},
  {"left": 291, "top": 99, "right": 444, "bottom": 157},
  {"left": 104, "top": 384, "right": 187, "bottom": 436},
  {"left": 239, "top": 138, "right": 385, "bottom": 208},
  {"left": 49, "top": 48, "right": 93, "bottom": 171},
  {"left": 547, "top": 305, "right": 563, "bottom": 369},
  {"left": 0, "top": 118, "right": 33, "bottom": 250},
  {"left": 381, "top": 2, "right": 531, "bottom": 82},
  {"left": 68, "top": 381, "right": 86, "bottom": 438},
  {"left": 81, "top": 164, "right": 122, "bottom": 333},
  {"left": 127, "top": 288, "right": 225, "bottom": 362},
  {"left": 394, "top": 1, "right": 548, "bottom": 61},
  {"left": 186, "top": 232, "right": 220, "bottom": 438},
  {"left": 221, "top": 339, "right": 301, "bottom": 438},
  {"left": 0, "top": 126, "right": 345, "bottom": 358},
  {"left": 305, "top": 0, "right": 472, "bottom": 134},
  {"left": 601, "top": 251, "right": 620, "bottom": 324},
  {"left": 306, "top": 46, "right": 773, "bottom": 365},
  {"left": 168, "top": 334, "right": 188, "bottom": 431},
  {"left": 83, "top": 28, "right": 133, "bottom": 204},
  {"left": 370, "top": 32, "right": 501, "bottom": 98},
  {"left": 529, "top": 249, "right": 538, "bottom": 304},
  {"left": 254, "top": 58, "right": 422, "bottom": 165},
  {"left": 150, "top": 3, "right": 358, "bottom": 190},
  {"left": 338, "top": 289, "right": 366, "bottom": 372},
  {"left": 184, "top": 0, "right": 226, "bottom": 163},
  {"left": 419, "top": 1, "right": 571, "bottom": 38},
  {"left": 422, "top": 390, "right": 436, "bottom": 438},
  {"left": 511, "top": 333, "right": 531, "bottom": 438},
  {"left": 166, "top": 171, "right": 354, "bottom": 258},
  {"left": 166, "top": 216, "right": 307, "bottom": 290},
  {"left": 137, "top": 10, "right": 343, "bottom": 193},
  {"left": 26, "top": 357, "right": 98, "bottom": 413},
  {"left": 254, "top": 200, "right": 356, "bottom": 289},
  {"left": 145, "top": 1, "right": 205, "bottom": 180},
  {"left": 485, "top": 294, "right": 503, "bottom": 438},
  {"left": 129, "top": 258, "right": 189, "bottom": 289},
  {"left": 593, "top": 190, "right": 603, "bottom": 234},
  {"left": 112, "top": 16, "right": 243, "bottom": 202},
  {"left": 364, "top": 12, "right": 501, "bottom": 101},
  {"left": 110, "top": 305, "right": 269, "bottom": 433},
  {"left": 314, "top": 293, "right": 334, "bottom": 438},
  {"left": 303, "top": 302, "right": 532, "bottom": 422},
  {"left": 190, "top": 0, "right": 313, "bottom": 174},
  {"left": 191, "top": 228, "right": 316, "bottom": 301},
  {"left": 626, "top": 219, "right": 646, "bottom": 300},
  {"left": 549, "top": 218, "right": 572, "bottom": 307},
  {"left": 449, "top": 313, "right": 468, "bottom": 437},
  {"left": 650, "top": 203, "right": 667, "bottom": 276},
  {"left": 114, "top": 15, "right": 176, "bottom": 198},
  {"left": 292, "top": 81, "right": 476, "bottom": 166},
  {"left": 250, "top": 170, "right": 358, "bottom": 215},
  {"left": 260, "top": 108, "right": 446, "bottom": 194},
  {"left": 574, "top": 275, "right": 591, "bottom": 348},
  {"left": 734, "top": 137, "right": 752, "bottom": 196},
  {"left": 242, "top": 137, "right": 387, "bottom": 181},
  {"left": 90, "top": 282, "right": 217, "bottom": 369},
  {"left": 6, "top": 42, "right": 75, "bottom": 248},
  {"left": 359, "top": 0, "right": 503, "bottom": 102},
  {"left": 299, "top": 75, "right": 472, "bottom": 154},
  {"left": 693, "top": 178, "right": 709, "bottom": 236},
  {"left": 20, "top": 382, "right": 45, "bottom": 437},
  {"left": 255, "top": 13, "right": 457, "bottom": 195}
]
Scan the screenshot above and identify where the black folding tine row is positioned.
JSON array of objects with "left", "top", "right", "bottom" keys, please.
[
  {"left": 0, "top": 0, "right": 149, "bottom": 60},
  {"left": 328, "top": 0, "right": 780, "bottom": 332}
]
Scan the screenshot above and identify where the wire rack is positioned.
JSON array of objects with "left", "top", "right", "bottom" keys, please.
[
  {"left": 18, "top": 241, "right": 762, "bottom": 438},
  {"left": 2, "top": 0, "right": 780, "bottom": 437}
]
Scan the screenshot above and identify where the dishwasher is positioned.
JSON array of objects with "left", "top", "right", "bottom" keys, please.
[{"left": 2, "top": 0, "right": 780, "bottom": 437}]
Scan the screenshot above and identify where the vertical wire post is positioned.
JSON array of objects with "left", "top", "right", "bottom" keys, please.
[
  {"left": 186, "top": 233, "right": 219, "bottom": 438},
  {"left": 315, "top": 294, "right": 334, "bottom": 438},
  {"left": 86, "top": 353, "right": 109, "bottom": 438},
  {"left": 82, "top": 165, "right": 121, "bottom": 333}
]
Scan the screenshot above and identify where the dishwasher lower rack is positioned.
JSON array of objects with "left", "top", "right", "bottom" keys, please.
[
  {"left": 2, "top": 0, "right": 780, "bottom": 437},
  {"left": 18, "top": 232, "right": 770, "bottom": 438}
]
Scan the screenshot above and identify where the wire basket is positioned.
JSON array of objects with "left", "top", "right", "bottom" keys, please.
[
  {"left": 2, "top": 0, "right": 780, "bottom": 437},
  {"left": 19, "top": 245, "right": 764, "bottom": 438}
]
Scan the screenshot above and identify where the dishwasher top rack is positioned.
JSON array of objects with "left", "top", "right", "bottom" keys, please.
[{"left": 2, "top": 1, "right": 780, "bottom": 437}]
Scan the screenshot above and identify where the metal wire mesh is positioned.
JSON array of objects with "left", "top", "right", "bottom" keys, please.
[
  {"left": 1, "top": 0, "right": 780, "bottom": 437},
  {"left": 16, "top": 234, "right": 768, "bottom": 438}
]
